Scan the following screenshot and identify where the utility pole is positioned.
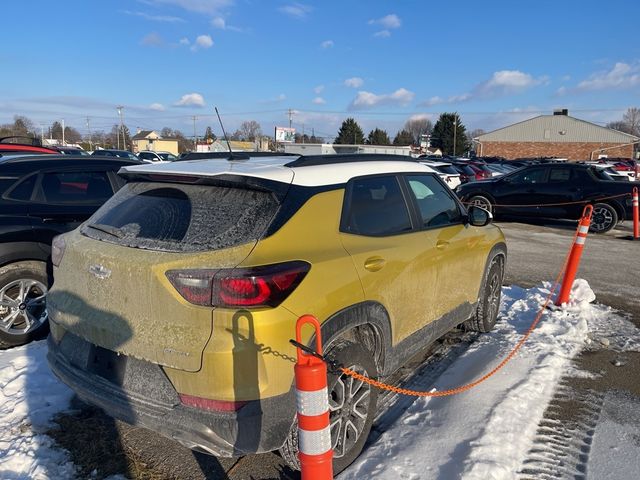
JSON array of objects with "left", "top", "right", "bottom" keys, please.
[
  {"left": 302, "top": 123, "right": 305, "bottom": 144},
  {"left": 117, "top": 106, "right": 125, "bottom": 150},
  {"left": 86, "top": 117, "right": 93, "bottom": 151},
  {"left": 453, "top": 112, "right": 458, "bottom": 157},
  {"left": 192, "top": 115, "right": 198, "bottom": 151},
  {"left": 62, "top": 118, "right": 65, "bottom": 146},
  {"left": 288, "top": 108, "right": 293, "bottom": 129},
  {"left": 39, "top": 124, "right": 44, "bottom": 144}
]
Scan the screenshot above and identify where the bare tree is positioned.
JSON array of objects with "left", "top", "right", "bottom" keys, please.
[
  {"left": 606, "top": 121, "right": 628, "bottom": 133},
  {"left": 404, "top": 117, "right": 433, "bottom": 145},
  {"left": 622, "top": 107, "right": 640, "bottom": 136},
  {"left": 238, "top": 120, "right": 262, "bottom": 141}
]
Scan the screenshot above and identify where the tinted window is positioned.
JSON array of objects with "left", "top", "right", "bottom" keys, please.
[
  {"left": 82, "top": 182, "right": 280, "bottom": 252},
  {"left": 40, "top": 172, "right": 113, "bottom": 204},
  {"left": 548, "top": 168, "right": 572, "bottom": 182},
  {"left": 509, "top": 168, "right": 547, "bottom": 184},
  {"left": 343, "top": 176, "right": 411, "bottom": 236},
  {"left": 434, "top": 165, "right": 459, "bottom": 175},
  {"left": 406, "top": 175, "right": 463, "bottom": 228},
  {"left": 7, "top": 175, "right": 37, "bottom": 201}
]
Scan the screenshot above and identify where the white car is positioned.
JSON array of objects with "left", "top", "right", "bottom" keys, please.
[
  {"left": 137, "top": 150, "right": 178, "bottom": 163},
  {"left": 419, "top": 161, "right": 462, "bottom": 189}
]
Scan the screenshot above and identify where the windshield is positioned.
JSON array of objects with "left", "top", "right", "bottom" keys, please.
[{"left": 81, "top": 182, "right": 280, "bottom": 252}]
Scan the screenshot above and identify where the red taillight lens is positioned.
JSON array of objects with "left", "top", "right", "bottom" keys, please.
[
  {"left": 166, "top": 261, "right": 310, "bottom": 308},
  {"left": 51, "top": 234, "right": 67, "bottom": 267},
  {"left": 212, "top": 261, "right": 310, "bottom": 307},
  {"left": 179, "top": 394, "right": 248, "bottom": 412}
]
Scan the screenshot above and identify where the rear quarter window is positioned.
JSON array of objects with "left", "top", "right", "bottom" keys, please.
[{"left": 82, "top": 182, "right": 280, "bottom": 252}]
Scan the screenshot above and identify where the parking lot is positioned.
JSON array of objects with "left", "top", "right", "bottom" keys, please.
[{"left": 26, "top": 219, "right": 636, "bottom": 480}]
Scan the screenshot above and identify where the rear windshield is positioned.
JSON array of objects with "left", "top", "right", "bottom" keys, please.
[
  {"left": 434, "top": 165, "right": 459, "bottom": 175},
  {"left": 81, "top": 182, "right": 280, "bottom": 252}
]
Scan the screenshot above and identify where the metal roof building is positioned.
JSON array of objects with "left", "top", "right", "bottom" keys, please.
[{"left": 475, "top": 110, "right": 639, "bottom": 160}]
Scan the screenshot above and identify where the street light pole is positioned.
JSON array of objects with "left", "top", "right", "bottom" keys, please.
[
  {"left": 62, "top": 118, "right": 65, "bottom": 146},
  {"left": 453, "top": 112, "right": 457, "bottom": 157},
  {"left": 192, "top": 115, "right": 198, "bottom": 151},
  {"left": 117, "top": 106, "right": 125, "bottom": 150}
]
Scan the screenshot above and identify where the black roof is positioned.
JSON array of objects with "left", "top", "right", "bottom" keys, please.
[
  {"left": 0, "top": 155, "right": 142, "bottom": 175},
  {"left": 285, "top": 153, "right": 420, "bottom": 168}
]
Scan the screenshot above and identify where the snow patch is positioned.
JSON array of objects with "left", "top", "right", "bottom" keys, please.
[{"left": 0, "top": 341, "right": 75, "bottom": 479}]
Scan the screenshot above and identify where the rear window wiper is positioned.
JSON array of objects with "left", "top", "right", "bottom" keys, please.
[{"left": 85, "top": 223, "right": 125, "bottom": 239}]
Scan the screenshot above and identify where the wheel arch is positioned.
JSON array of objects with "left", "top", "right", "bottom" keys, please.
[{"left": 317, "top": 301, "right": 392, "bottom": 374}]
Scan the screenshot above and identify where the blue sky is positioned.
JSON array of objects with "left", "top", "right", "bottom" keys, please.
[{"left": 1, "top": 0, "right": 639, "bottom": 140}]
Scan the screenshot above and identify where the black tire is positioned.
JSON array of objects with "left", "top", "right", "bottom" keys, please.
[
  {"left": 279, "top": 340, "right": 379, "bottom": 475},
  {"left": 0, "top": 261, "right": 49, "bottom": 349},
  {"left": 590, "top": 203, "right": 618, "bottom": 233},
  {"left": 465, "top": 256, "right": 504, "bottom": 333},
  {"left": 468, "top": 195, "right": 493, "bottom": 214}
]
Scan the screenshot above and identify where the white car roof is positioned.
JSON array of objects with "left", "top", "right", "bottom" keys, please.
[{"left": 119, "top": 156, "right": 438, "bottom": 187}]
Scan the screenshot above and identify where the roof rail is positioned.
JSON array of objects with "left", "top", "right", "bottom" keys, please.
[
  {"left": 285, "top": 153, "right": 419, "bottom": 168},
  {"left": 177, "top": 151, "right": 298, "bottom": 162}
]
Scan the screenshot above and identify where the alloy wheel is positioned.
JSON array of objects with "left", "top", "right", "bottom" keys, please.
[
  {"left": 329, "top": 365, "right": 372, "bottom": 459},
  {"left": 591, "top": 206, "right": 614, "bottom": 232},
  {"left": 486, "top": 272, "right": 501, "bottom": 321},
  {"left": 0, "top": 279, "right": 48, "bottom": 335}
]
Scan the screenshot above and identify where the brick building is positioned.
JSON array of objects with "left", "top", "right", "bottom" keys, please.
[{"left": 475, "top": 110, "right": 639, "bottom": 161}]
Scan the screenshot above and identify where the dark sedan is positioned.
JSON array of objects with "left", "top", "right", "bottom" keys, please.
[
  {"left": 0, "top": 154, "right": 141, "bottom": 347},
  {"left": 456, "top": 163, "right": 638, "bottom": 233}
]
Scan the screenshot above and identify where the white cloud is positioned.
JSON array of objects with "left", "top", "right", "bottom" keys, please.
[
  {"left": 576, "top": 62, "right": 640, "bottom": 91},
  {"left": 314, "top": 85, "right": 325, "bottom": 94},
  {"left": 179, "top": 37, "right": 190, "bottom": 45},
  {"left": 141, "top": 32, "right": 163, "bottom": 46},
  {"left": 369, "top": 14, "right": 401, "bottom": 29},
  {"left": 211, "top": 16, "right": 226, "bottom": 28},
  {"left": 279, "top": 2, "right": 312, "bottom": 18},
  {"left": 122, "top": 10, "right": 185, "bottom": 22},
  {"left": 145, "top": 0, "right": 234, "bottom": 15},
  {"left": 320, "top": 40, "right": 334, "bottom": 49},
  {"left": 312, "top": 97, "right": 326, "bottom": 105},
  {"left": 478, "top": 70, "right": 548, "bottom": 94},
  {"left": 196, "top": 34, "right": 213, "bottom": 48},
  {"left": 419, "top": 70, "right": 547, "bottom": 106},
  {"left": 344, "top": 77, "right": 364, "bottom": 88},
  {"left": 174, "top": 93, "right": 205, "bottom": 107},
  {"left": 350, "top": 88, "right": 415, "bottom": 110},
  {"left": 374, "top": 30, "right": 391, "bottom": 38},
  {"left": 149, "top": 103, "right": 166, "bottom": 111}
]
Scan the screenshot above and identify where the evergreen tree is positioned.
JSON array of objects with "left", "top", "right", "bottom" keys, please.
[
  {"left": 393, "top": 129, "right": 414, "bottom": 146},
  {"left": 367, "top": 128, "right": 391, "bottom": 145},
  {"left": 430, "top": 113, "right": 469, "bottom": 156},
  {"left": 204, "top": 126, "right": 216, "bottom": 142},
  {"left": 334, "top": 118, "right": 365, "bottom": 144}
]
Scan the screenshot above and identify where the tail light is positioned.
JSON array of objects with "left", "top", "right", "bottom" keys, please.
[
  {"left": 166, "top": 261, "right": 310, "bottom": 308},
  {"left": 51, "top": 234, "right": 67, "bottom": 267}
]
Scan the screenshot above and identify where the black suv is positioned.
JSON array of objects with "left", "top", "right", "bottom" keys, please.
[
  {"left": 456, "top": 162, "right": 638, "bottom": 233},
  {"left": 0, "top": 155, "right": 139, "bottom": 347}
]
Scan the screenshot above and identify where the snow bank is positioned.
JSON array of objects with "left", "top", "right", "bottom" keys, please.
[
  {"left": 341, "top": 280, "right": 621, "bottom": 480},
  {"left": 0, "top": 341, "right": 75, "bottom": 479}
]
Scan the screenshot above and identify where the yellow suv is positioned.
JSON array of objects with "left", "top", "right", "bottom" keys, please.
[{"left": 47, "top": 154, "right": 506, "bottom": 474}]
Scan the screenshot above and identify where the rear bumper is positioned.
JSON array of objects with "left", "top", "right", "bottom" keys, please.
[{"left": 47, "top": 332, "right": 296, "bottom": 457}]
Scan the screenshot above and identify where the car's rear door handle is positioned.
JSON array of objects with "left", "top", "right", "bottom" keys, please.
[
  {"left": 364, "top": 256, "right": 386, "bottom": 272},
  {"left": 436, "top": 240, "right": 450, "bottom": 250}
]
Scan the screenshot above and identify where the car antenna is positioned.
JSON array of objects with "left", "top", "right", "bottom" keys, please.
[{"left": 215, "top": 107, "right": 246, "bottom": 161}]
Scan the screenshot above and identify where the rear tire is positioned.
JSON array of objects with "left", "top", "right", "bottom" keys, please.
[
  {"left": 0, "top": 261, "right": 49, "bottom": 349},
  {"left": 279, "top": 340, "right": 378, "bottom": 475},
  {"left": 465, "top": 256, "right": 504, "bottom": 333},
  {"left": 590, "top": 203, "right": 618, "bottom": 233},
  {"left": 468, "top": 195, "right": 493, "bottom": 214}
]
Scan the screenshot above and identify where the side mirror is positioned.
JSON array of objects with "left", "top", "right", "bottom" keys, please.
[{"left": 467, "top": 205, "right": 493, "bottom": 227}]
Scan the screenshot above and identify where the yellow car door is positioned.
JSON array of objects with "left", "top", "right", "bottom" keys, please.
[
  {"left": 402, "top": 174, "right": 486, "bottom": 313},
  {"left": 338, "top": 174, "right": 444, "bottom": 345}
]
